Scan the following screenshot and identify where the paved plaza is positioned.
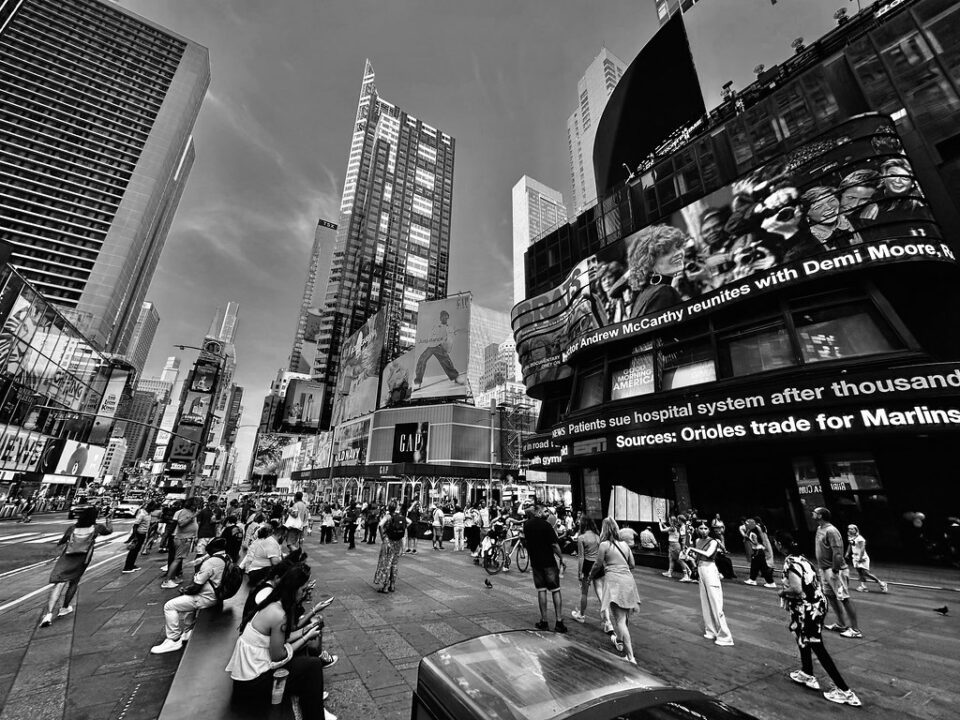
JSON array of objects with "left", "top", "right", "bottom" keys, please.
[{"left": 0, "top": 516, "right": 958, "bottom": 719}]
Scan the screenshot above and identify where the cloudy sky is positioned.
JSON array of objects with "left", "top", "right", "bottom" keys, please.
[{"left": 117, "top": 0, "right": 839, "bottom": 480}]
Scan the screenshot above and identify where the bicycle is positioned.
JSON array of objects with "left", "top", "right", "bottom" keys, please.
[{"left": 482, "top": 526, "right": 529, "bottom": 575}]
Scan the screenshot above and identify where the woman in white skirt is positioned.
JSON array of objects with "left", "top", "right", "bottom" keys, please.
[
  {"left": 846, "top": 525, "right": 888, "bottom": 593},
  {"left": 684, "top": 520, "right": 734, "bottom": 646}
]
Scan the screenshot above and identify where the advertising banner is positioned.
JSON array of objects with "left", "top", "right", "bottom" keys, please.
[
  {"left": 190, "top": 361, "right": 219, "bottom": 393},
  {"left": 409, "top": 294, "right": 471, "bottom": 401},
  {"left": 0, "top": 426, "right": 48, "bottom": 473},
  {"left": 513, "top": 115, "right": 948, "bottom": 387},
  {"left": 180, "top": 391, "right": 212, "bottom": 425},
  {"left": 379, "top": 348, "right": 416, "bottom": 408},
  {"left": 332, "top": 418, "right": 370, "bottom": 466},
  {"left": 330, "top": 310, "right": 387, "bottom": 426},
  {"left": 89, "top": 369, "right": 128, "bottom": 445},
  {"left": 552, "top": 361, "right": 960, "bottom": 453},
  {"left": 277, "top": 379, "right": 324, "bottom": 432},
  {"left": 251, "top": 433, "right": 300, "bottom": 477},
  {"left": 53, "top": 439, "right": 106, "bottom": 477},
  {"left": 392, "top": 422, "right": 429, "bottom": 463},
  {"left": 168, "top": 424, "right": 204, "bottom": 462}
]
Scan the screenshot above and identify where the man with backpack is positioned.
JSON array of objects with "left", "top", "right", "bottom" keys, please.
[
  {"left": 151, "top": 537, "right": 239, "bottom": 654},
  {"left": 220, "top": 514, "right": 244, "bottom": 562}
]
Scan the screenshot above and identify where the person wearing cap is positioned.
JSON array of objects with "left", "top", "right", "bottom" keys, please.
[
  {"left": 813, "top": 507, "right": 862, "bottom": 639},
  {"left": 151, "top": 537, "right": 229, "bottom": 654}
]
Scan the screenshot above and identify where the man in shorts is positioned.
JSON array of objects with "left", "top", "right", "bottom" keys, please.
[
  {"left": 523, "top": 504, "right": 566, "bottom": 633},
  {"left": 813, "top": 507, "right": 862, "bottom": 639}
]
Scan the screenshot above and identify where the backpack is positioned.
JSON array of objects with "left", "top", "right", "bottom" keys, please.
[
  {"left": 211, "top": 552, "right": 243, "bottom": 602},
  {"left": 386, "top": 512, "right": 407, "bottom": 541}
]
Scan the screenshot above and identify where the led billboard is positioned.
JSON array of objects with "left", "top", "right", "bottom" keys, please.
[
  {"left": 514, "top": 115, "right": 948, "bottom": 387},
  {"left": 330, "top": 310, "right": 387, "bottom": 426},
  {"left": 53, "top": 439, "right": 106, "bottom": 478},
  {"left": 379, "top": 348, "right": 416, "bottom": 408},
  {"left": 251, "top": 433, "right": 300, "bottom": 477}
]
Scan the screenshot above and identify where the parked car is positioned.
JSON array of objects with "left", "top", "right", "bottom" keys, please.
[{"left": 411, "top": 630, "right": 760, "bottom": 720}]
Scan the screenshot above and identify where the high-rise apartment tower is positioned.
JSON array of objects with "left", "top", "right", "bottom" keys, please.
[
  {"left": 566, "top": 48, "right": 625, "bottom": 214},
  {"left": 512, "top": 176, "right": 566, "bottom": 305},
  {"left": 314, "top": 60, "right": 455, "bottom": 426},
  {"left": 0, "top": 0, "right": 209, "bottom": 353},
  {"left": 288, "top": 219, "right": 337, "bottom": 375},
  {"left": 125, "top": 301, "right": 160, "bottom": 378}
]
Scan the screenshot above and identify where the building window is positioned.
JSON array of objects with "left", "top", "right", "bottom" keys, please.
[
  {"left": 609, "top": 344, "right": 655, "bottom": 400},
  {"left": 660, "top": 341, "right": 716, "bottom": 390},
  {"left": 793, "top": 302, "right": 900, "bottom": 364},
  {"left": 405, "top": 255, "right": 429, "bottom": 279},
  {"left": 720, "top": 320, "right": 797, "bottom": 378},
  {"left": 409, "top": 223, "right": 431, "bottom": 247},
  {"left": 417, "top": 144, "right": 437, "bottom": 164},
  {"left": 572, "top": 366, "right": 604, "bottom": 410},
  {"left": 415, "top": 168, "right": 435, "bottom": 191},
  {"left": 412, "top": 194, "right": 433, "bottom": 218}
]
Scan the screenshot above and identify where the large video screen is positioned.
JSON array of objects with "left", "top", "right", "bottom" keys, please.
[
  {"left": 515, "top": 115, "right": 944, "bottom": 388},
  {"left": 330, "top": 309, "right": 387, "bottom": 426}
]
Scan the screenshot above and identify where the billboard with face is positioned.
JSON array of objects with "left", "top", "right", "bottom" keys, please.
[
  {"left": 277, "top": 379, "right": 324, "bottom": 432},
  {"left": 330, "top": 310, "right": 387, "bottom": 426},
  {"left": 53, "top": 439, "right": 107, "bottom": 478},
  {"left": 409, "top": 294, "right": 472, "bottom": 401},
  {"left": 513, "top": 115, "right": 945, "bottom": 387}
]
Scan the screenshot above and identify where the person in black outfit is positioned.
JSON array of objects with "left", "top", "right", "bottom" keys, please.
[{"left": 344, "top": 502, "right": 359, "bottom": 550}]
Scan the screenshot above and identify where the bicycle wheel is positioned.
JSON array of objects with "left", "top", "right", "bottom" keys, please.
[
  {"left": 516, "top": 544, "right": 529, "bottom": 573},
  {"left": 484, "top": 545, "right": 505, "bottom": 575}
]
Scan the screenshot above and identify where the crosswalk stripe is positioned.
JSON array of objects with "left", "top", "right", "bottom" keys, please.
[
  {"left": 0, "top": 532, "right": 38, "bottom": 542},
  {"left": 24, "top": 533, "right": 64, "bottom": 544}
]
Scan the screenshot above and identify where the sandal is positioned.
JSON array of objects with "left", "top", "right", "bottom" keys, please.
[{"left": 609, "top": 632, "right": 624, "bottom": 653}]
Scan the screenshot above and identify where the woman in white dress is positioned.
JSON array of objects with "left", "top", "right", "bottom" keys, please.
[{"left": 589, "top": 517, "right": 642, "bottom": 664}]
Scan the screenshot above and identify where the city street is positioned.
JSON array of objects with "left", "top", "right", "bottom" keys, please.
[{"left": 0, "top": 524, "right": 958, "bottom": 719}]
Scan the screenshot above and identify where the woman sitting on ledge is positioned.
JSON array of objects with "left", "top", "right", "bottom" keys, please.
[{"left": 226, "top": 565, "right": 336, "bottom": 719}]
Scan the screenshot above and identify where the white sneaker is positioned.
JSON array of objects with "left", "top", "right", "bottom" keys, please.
[
  {"left": 714, "top": 638, "right": 735, "bottom": 647},
  {"left": 150, "top": 638, "right": 183, "bottom": 654},
  {"left": 880, "top": 582, "right": 889, "bottom": 593},
  {"left": 160, "top": 565, "right": 168, "bottom": 573},
  {"left": 571, "top": 610, "right": 585, "bottom": 623},
  {"left": 856, "top": 584, "right": 868, "bottom": 592},
  {"left": 57, "top": 606, "right": 74, "bottom": 617},
  {"left": 743, "top": 579, "right": 757, "bottom": 585},
  {"left": 823, "top": 688, "right": 862, "bottom": 706},
  {"left": 764, "top": 582, "right": 778, "bottom": 588},
  {"left": 180, "top": 629, "right": 192, "bottom": 643},
  {"left": 39, "top": 612, "right": 53, "bottom": 627},
  {"left": 790, "top": 670, "right": 820, "bottom": 690},
  {"left": 160, "top": 580, "right": 179, "bottom": 589}
]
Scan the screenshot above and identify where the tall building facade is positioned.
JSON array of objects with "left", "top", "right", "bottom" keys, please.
[
  {"left": 566, "top": 49, "right": 625, "bottom": 215},
  {"left": 125, "top": 301, "right": 160, "bottom": 378},
  {"left": 0, "top": 0, "right": 209, "bottom": 354},
  {"left": 288, "top": 219, "right": 337, "bottom": 375},
  {"left": 314, "top": 60, "right": 455, "bottom": 426},
  {"left": 511, "top": 177, "right": 567, "bottom": 305}
]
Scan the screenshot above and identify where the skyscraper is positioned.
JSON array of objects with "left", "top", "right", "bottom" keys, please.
[
  {"left": 126, "top": 301, "right": 160, "bottom": 378},
  {"left": 315, "top": 60, "right": 455, "bottom": 426},
  {"left": 288, "top": 219, "right": 337, "bottom": 375},
  {"left": 566, "top": 48, "right": 625, "bottom": 214},
  {"left": 512, "top": 177, "right": 567, "bottom": 305},
  {"left": 0, "top": 0, "right": 209, "bottom": 354},
  {"left": 208, "top": 301, "right": 240, "bottom": 344}
]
